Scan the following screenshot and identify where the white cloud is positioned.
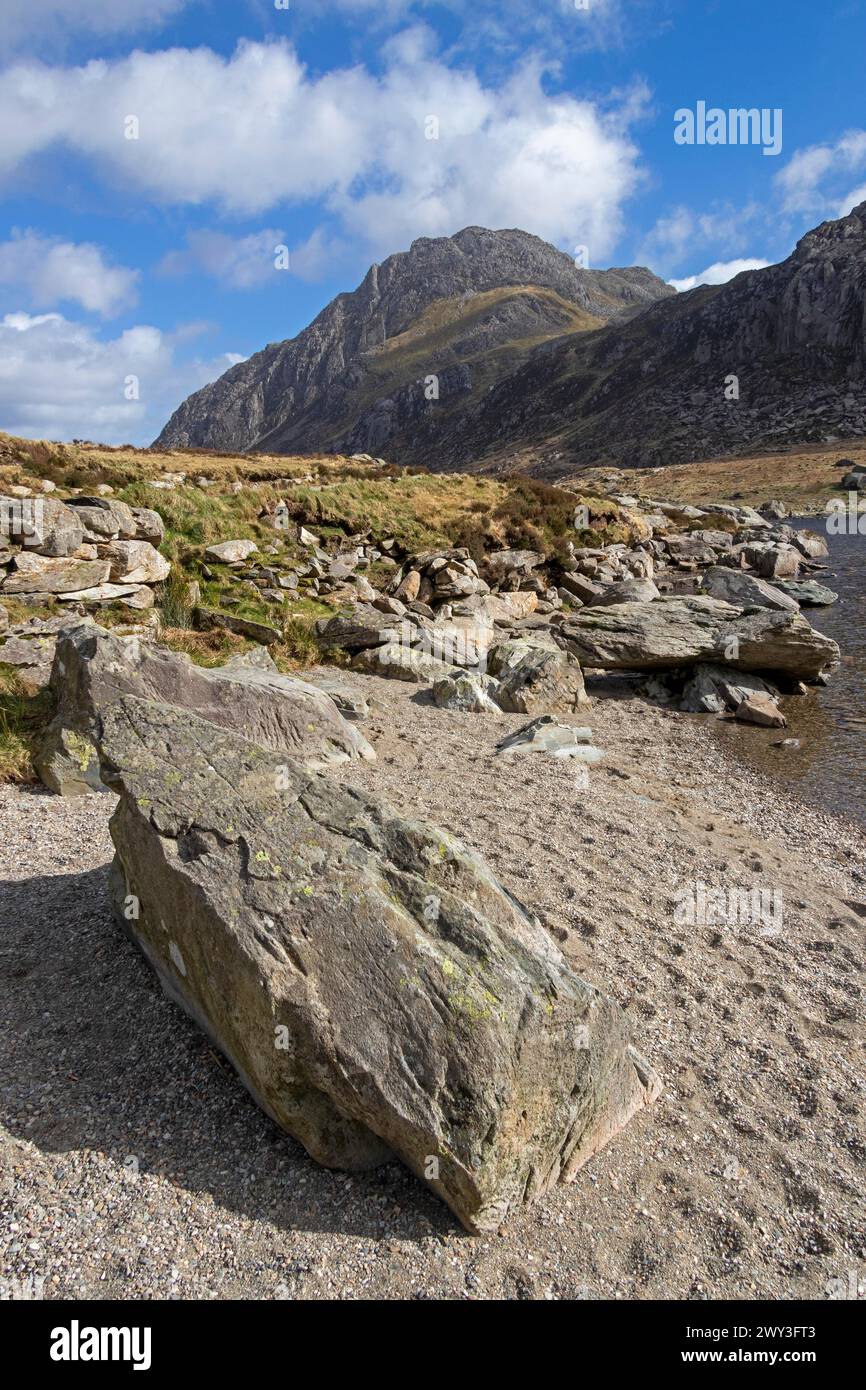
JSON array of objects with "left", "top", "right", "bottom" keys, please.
[
  {"left": 0, "top": 311, "right": 238, "bottom": 445},
  {"left": 775, "top": 130, "right": 866, "bottom": 214},
  {"left": 0, "top": 38, "right": 646, "bottom": 259},
  {"left": 158, "top": 226, "right": 348, "bottom": 287},
  {"left": 669, "top": 258, "right": 771, "bottom": 293},
  {"left": 839, "top": 184, "right": 866, "bottom": 217},
  {"left": 0, "top": 230, "right": 139, "bottom": 317},
  {"left": 0, "top": 0, "right": 191, "bottom": 50},
  {"left": 638, "top": 202, "right": 764, "bottom": 274},
  {"left": 301, "top": 0, "right": 627, "bottom": 52}
]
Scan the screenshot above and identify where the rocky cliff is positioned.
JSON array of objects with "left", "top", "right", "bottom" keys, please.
[{"left": 154, "top": 226, "right": 673, "bottom": 458}]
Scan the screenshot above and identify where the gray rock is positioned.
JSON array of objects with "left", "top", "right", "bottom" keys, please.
[
  {"left": 774, "top": 579, "right": 838, "bottom": 606},
  {"left": 17, "top": 497, "right": 85, "bottom": 557},
  {"left": 432, "top": 670, "right": 502, "bottom": 713},
  {"left": 587, "top": 579, "right": 660, "bottom": 607},
  {"left": 205, "top": 539, "right": 259, "bottom": 563},
  {"left": 757, "top": 544, "right": 801, "bottom": 580},
  {"left": 130, "top": 507, "right": 166, "bottom": 545},
  {"left": 352, "top": 641, "right": 458, "bottom": 683},
  {"left": 300, "top": 670, "right": 371, "bottom": 721},
  {"left": 64, "top": 497, "right": 138, "bottom": 540},
  {"left": 2, "top": 553, "right": 112, "bottom": 594},
  {"left": 101, "top": 540, "right": 171, "bottom": 584},
  {"left": 791, "top": 529, "right": 829, "bottom": 560},
  {"left": 483, "top": 549, "right": 544, "bottom": 583},
  {"left": 493, "top": 644, "right": 588, "bottom": 715},
  {"left": 700, "top": 566, "right": 800, "bottom": 612},
  {"left": 0, "top": 634, "right": 58, "bottom": 692},
  {"left": 496, "top": 715, "right": 602, "bottom": 760},
  {"left": 681, "top": 663, "right": 780, "bottom": 715},
  {"left": 558, "top": 573, "right": 604, "bottom": 604},
  {"left": 95, "top": 694, "right": 659, "bottom": 1232},
  {"left": 35, "top": 625, "right": 374, "bottom": 795},
  {"left": 317, "top": 604, "right": 403, "bottom": 652},
  {"left": 57, "top": 582, "right": 155, "bottom": 608},
  {"left": 560, "top": 596, "right": 838, "bottom": 679}
]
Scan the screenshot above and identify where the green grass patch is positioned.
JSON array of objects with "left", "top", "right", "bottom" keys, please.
[{"left": 0, "top": 665, "right": 54, "bottom": 783}]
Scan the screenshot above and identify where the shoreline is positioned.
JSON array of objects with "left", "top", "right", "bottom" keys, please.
[{"left": 1, "top": 672, "right": 863, "bottom": 1300}]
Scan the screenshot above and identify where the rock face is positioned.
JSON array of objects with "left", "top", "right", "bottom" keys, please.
[
  {"left": 431, "top": 201, "right": 866, "bottom": 475},
  {"left": 96, "top": 695, "right": 660, "bottom": 1232},
  {"left": 35, "top": 626, "right": 374, "bottom": 795},
  {"left": 561, "top": 596, "right": 839, "bottom": 679},
  {"left": 158, "top": 202, "right": 866, "bottom": 475},
  {"left": 154, "top": 225, "right": 673, "bottom": 460}
]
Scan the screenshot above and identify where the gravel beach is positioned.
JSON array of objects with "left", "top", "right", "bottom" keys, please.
[{"left": 1, "top": 673, "right": 864, "bottom": 1301}]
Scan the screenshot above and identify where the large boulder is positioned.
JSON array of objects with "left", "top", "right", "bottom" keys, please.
[
  {"left": 352, "top": 641, "right": 458, "bottom": 683},
  {"left": 95, "top": 695, "right": 660, "bottom": 1233},
  {"left": 775, "top": 579, "right": 838, "bottom": 607},
  {"left": 483, "top": 549, "right": 544, "bottom": 584},
  {"left": 130, "top": 506, "right": 165, "bottom": 545},
  {"left": 757, "top": 544, "right": 801, "bottom": 580},
  {"left": 560, "top": 596, "right": 838, "bottom": 679},
  {"left": 317, "top": 604, "right": 404, "bottom": 652},
  {"left": 791, "top": 529, "right": 829, "bottom": 561},
  {"left": 204, "top": 539, "right": 258, "bottom": 563},
  {"left": 489, "top": 642, "right": 588, "bottom": 714},
  {"left": 35, "top": 626, "right": 374, "bottom": 795},
  {"left": 432, "top": 670, "right": 502, "bottom": 713}
]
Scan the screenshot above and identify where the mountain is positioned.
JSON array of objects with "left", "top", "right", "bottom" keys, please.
[
  {"left": 153, "top": 225, "right": 674, "bottom": 457},
  {"left": 430, "top": 202, "right": 866, "bottom": 477},
  {"left": 155, "top": 205, "right": 866, "bottom": 478}
]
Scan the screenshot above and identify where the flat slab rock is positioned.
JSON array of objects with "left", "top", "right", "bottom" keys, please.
[
  {"left": 496, "top": 715, "right": 604, "bottom": 761},
  {"left": 561, "top": 595, "right": 839, "bottom": 679},
  {"left": 95, "top": 695, "right": 660, "bottom": 1234}
]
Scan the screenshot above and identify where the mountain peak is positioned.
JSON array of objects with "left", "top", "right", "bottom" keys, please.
[{"left": 154, "top": 226, "right": 673, "bottom": 453}]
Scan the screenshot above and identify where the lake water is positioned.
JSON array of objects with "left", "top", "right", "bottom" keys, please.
[{"left": 711, "top": 514, "right": 866, "bottom": 829}]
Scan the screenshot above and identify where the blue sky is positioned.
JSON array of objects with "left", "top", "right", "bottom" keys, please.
[{"left": 1, "top": 0, "right": 865, "bottom": 445}]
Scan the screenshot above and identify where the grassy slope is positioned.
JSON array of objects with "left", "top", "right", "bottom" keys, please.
[
  {"left": 270, "top": 286, "right": 607, "bottom": 453},
  {"left": 570, "top": 440, "right": 866, "bottom": 514}
]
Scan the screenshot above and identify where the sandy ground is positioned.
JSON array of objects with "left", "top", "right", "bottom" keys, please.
[{"left": 1, "top": 672, "right": 864, "bottom": 1301}]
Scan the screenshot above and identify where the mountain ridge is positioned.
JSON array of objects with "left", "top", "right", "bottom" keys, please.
[{"left": 154, "top": 225, "right": 674, "bottom": 456}]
